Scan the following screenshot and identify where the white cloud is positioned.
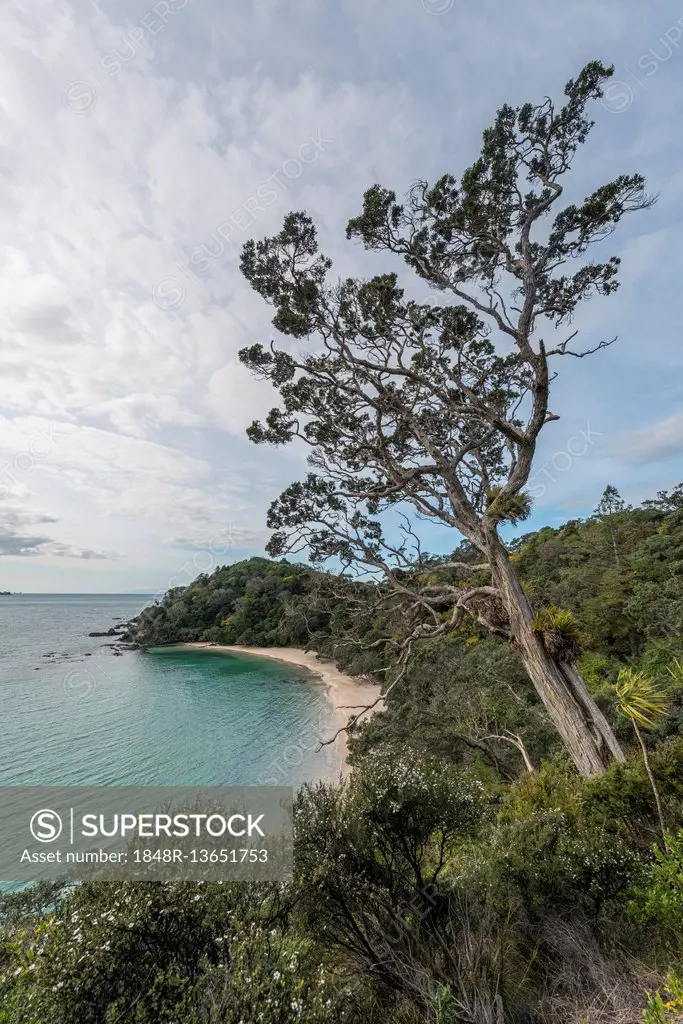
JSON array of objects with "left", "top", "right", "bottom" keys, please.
[
  {"left": 206, "top": 361, "right": 276, "bottom": 436},
  {"left": 612, "top": 411, "right": 683, "bottom": 465},
  {"left": 92, "top": 394, "right": 205, "bottom": 439},
  {"left": 0, "top": 0, "right": 681, "bottom": 588}
]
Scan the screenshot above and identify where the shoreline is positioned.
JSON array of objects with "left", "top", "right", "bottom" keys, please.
[{"left": 181, "top": 643, "right": 384, "bottom": 777}]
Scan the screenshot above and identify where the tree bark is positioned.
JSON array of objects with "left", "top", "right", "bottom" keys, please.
[
  {"left": 485, "top": 534, "right": 626, "bottom": 776},
  {"left": 609, "top": 524, "right": 621, "bottom": 570},
  {"left": 482, "top": 732, "right": 536, "bottom": 773}
]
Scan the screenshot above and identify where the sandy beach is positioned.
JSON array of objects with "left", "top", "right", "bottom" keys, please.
[{"left": 183, "top": 643, "right": 384, "bottom": 776}]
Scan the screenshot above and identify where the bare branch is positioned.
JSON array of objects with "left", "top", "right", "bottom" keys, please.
[
  {"left": 480, "top": 731, "right": 536, "bottom": 773},
  {"left": 546, "top": 335, "right": 617, "bottom": 358}
]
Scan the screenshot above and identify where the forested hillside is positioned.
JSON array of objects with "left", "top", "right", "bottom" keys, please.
[
  {"left": 125, "top": 483, "right": 683, "bottom": 778},
  {"left": 127, "top": 482, "right": 683, "bottom": 666},
  {"left": 125, "top": 557, "right": 317, "bottom": 647}
]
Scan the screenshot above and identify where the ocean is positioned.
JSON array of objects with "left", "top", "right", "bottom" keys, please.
[{"left": 0, "top": 594, "right": 340, "bottom": 788}]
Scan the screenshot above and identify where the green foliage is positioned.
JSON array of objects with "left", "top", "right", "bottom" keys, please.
[
  {"left": 494, "top": 759, "right": 640, "bottom": 914},
  {"left": 498, "top": 755, "right": 582, "bottom": 823},
  {"left": 126, "top": 558, "right": 325, "bottom": 648},
  {"left": 0, "top": 879, "right": 352, "bottom": 1024},
  {"left": 349, "top": 635, "right": 556, "bottom": 781},
  {"left": 531, "top": 606, "right": 581, "bottom": 635},
  {"left": 629, "top": 831, "right": 683, "bottom": 939},
  {"left": 185, "top": 928, "right": 353, "bottom": 1024},
  {"left": 485, "top": 487, "right": 533, "bottom": 525},
  {"left": 502, "top": 741, "right": 683, "bottom": 855},
  {"left": 642, "top": 969, "right": 683, "bottom": 1024},
  {"left": 1, "top": 881, "right": 234, "bottom": 1022},
  {"left": 492, "top": 807, "right": 638, "bottom": 915},
  {"left": 615, "top": 668, "right": 674, "bottom": 731},
  {"left": 531, "top": 605, "right": 585, "bottom": 660},
  {"left": 294, "top": 751, "right": 487, "bottom": 923},
  {"left": 579, "top": 649, "right": 621, "bottom": 691}
]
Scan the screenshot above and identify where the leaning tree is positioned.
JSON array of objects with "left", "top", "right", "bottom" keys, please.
[{"left": 238, "top": 61, "right": 654, "bottom": 776}]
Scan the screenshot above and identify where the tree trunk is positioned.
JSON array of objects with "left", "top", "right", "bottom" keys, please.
[
  {"left": 485, "top": 535, "right": 626, "bottom": 776},
  {"left": 609, "top": 524, "right": 621, "bottom": 570},
  {"left": 633, "top": 721, "right": 668, "bottom": 850}
]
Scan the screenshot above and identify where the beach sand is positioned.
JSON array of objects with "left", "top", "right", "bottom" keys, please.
[{"left": 183, "top": 644, "right": 384, "bottom": 776}]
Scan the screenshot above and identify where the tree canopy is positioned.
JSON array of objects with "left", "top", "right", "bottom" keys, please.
[{"left": 237, "top": 60, "right": 654, "bottom": 775}]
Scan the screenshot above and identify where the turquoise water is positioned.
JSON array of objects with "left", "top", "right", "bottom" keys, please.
[{"left": 0, "top": 595, "right": 339, "bottom": 787}]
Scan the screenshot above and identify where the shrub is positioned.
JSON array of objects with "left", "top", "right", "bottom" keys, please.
[
  {"left": 295, "top": 750, "right": 487, "bottom": 917},
  {"left": 491, "top": 808, "right": 637, "bottom": 916},
  {"left": 293, "top": 753, "right": 499, "bottom": 1020},
  {"left": 497, "top": 755, "right": 582, "bottom": 824},
  {"left": 494, "top": 758, "right": 650, "bottom": 917},
  {"left": 583, "top": 739, "right": 683, "bottom": 852},
  {"left": 185, "top": 927, "right": 355, "bottom": 1023},
  {"left": 629, "top": 830, "right": 683, "bottom": 943},
  {"left": 501, "top": 742, "right": 683, "bottom": 856},
  {"left": 0, "top": 880, "right": 298, "bottom": 1024},
  {"left": 642, "top": 969, "right": 683, "bottom": 1024}
]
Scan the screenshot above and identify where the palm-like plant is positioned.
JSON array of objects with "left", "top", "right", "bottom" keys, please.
[
  {"left": 614, "top": 668, "right": 673, "bottom": 849},
  {"left": 667, "top": 658, "right": 683, "bottom": 687}
]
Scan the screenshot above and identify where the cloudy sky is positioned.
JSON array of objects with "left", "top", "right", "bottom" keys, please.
[{"left": 1, "top": 0, "right": 682, "bottom": 592}]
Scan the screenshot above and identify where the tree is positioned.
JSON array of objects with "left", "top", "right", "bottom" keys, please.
[
  {"left": 593, "top": 484, "right": 631, "bottom": 569},
  {"left": 642, "top": 483, "right": 683, "bottom": 514},
  {"left": 595, "top": 485, "right": 627, "bottom": 518},
  {"left": 239, "top": 61, "right": 654, "bottom": 776},
  {"left": 614, "top": 668, "right": 673, "bottom": 849}
]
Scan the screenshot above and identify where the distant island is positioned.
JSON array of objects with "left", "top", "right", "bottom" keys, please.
[{"left": 0, "top": 591, "right": 14, "bottom": 596}]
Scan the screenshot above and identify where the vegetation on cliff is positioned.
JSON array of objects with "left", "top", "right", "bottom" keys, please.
[
  {"left": 126, "top": 486, "right": 683, "bottom": 774},
  {"left": 125, "top": 556, "right": 317, "bottom": 648},
  {"left": 46, "top": 482, "right": 678, "bottom": 1024},
  {"left": 6, "top": 521, "right": 683, "bottom": 1024}
]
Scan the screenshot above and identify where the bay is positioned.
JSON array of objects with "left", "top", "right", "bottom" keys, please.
[{"left": 0, "top": 594, "right": 338, "bottom": 788}]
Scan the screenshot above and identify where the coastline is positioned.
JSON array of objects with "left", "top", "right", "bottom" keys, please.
[{"left": 182, "top": 643, "right": 384, "bottom": 777}]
